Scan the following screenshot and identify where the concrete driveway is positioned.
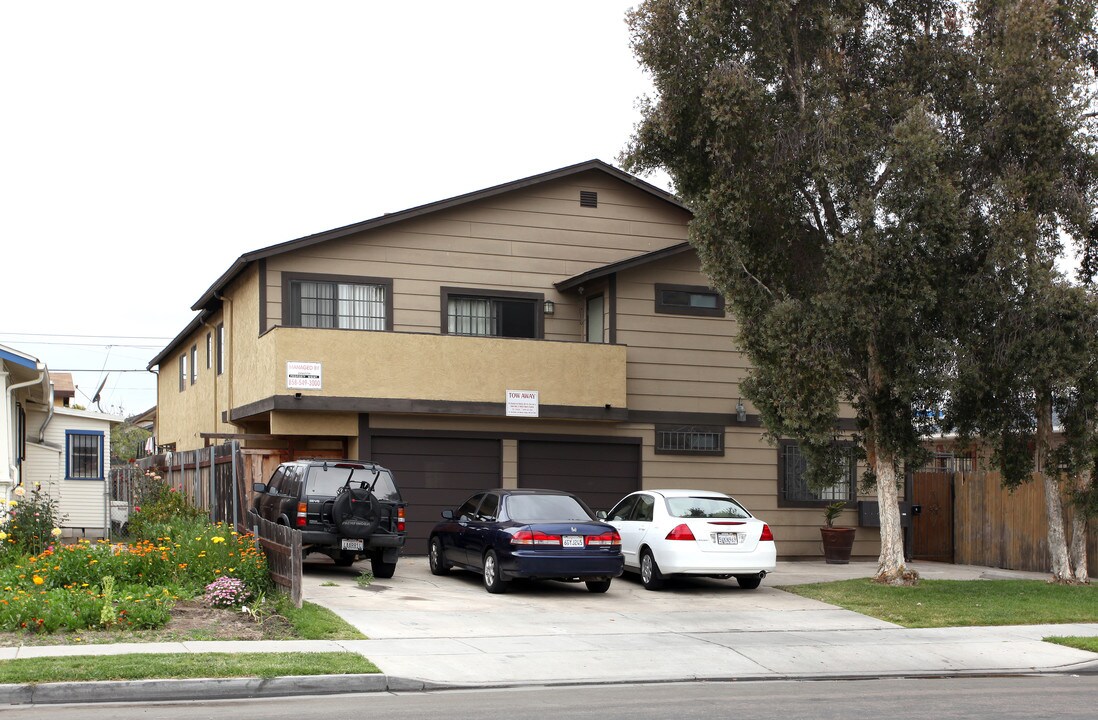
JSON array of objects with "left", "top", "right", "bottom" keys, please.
[{"left": 299, "top": 556, "right": 1094, "bottom": 686}]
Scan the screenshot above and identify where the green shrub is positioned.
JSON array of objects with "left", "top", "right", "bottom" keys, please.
[
  {"left": 126, "top": 472, "right": 206, "bottom": 540},
  {"left": 1, "top": 484, "right": 65, "bottom": 556}
]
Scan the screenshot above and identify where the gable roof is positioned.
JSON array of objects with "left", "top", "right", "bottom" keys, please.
[
  {"left": 190, "top": 159, "right": 687, "bottom": 313},
  {"left": 149, "top": 160, "right": 688, "bottom": 369},
  {"left": 555, "top": 242, "right": 694, "bottom": 292}
]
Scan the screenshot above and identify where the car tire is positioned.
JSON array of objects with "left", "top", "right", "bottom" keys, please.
[
  {"left": 735, "top": 574, "right": 763, "bottom": 590},
  {"left": 483, "top": 551, "right": 510, "bottom": 594},
  {"left": 331, "top": 487, "right": 381, "bottom": 538},
  {"left": 585, "top": 579, "right": 612, "bottom": 593},
  {"left": 428, "top": 537, "right": 450, "bottom": 576},
  {"left": 370, "top": 553, "right": 397, "bottom": 579},
  {"left": 640, "top": 549, "right": 665, "bottom": 591}
]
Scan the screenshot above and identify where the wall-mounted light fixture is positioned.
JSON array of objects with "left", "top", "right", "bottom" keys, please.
[
  {"left": 736, "top": 399, "right": 747, "bottom": 423},
  {"left": 294, "top": 392, "right": 302, "bottom": 399},
  {"left": 543, "top": 300, "right": 555, "bottom": 315}
]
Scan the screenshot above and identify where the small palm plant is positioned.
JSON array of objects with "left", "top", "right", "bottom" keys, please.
[{"left": 823, "top": 501, "right": 847, "bottom": 528}]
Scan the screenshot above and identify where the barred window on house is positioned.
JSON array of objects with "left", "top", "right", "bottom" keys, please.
[
  {"left": 655, "top": 425, "right": 725, "bottom": 455},
  {"left": 290, "top": 279, "right": 388, "bottom": 330},
  {"left": 66, "top": 430, "right": 103, "bottom": 480},
  {"left": 778, "top": 440, "right": 857, "bottom": 507}
]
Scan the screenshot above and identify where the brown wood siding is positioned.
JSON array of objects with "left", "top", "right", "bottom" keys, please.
[
  {"left": 370, "top": 436, "right": 501, "bottom": 555},
  {"left": 517, "top": 440, "right": 641, "bottom": 515},
  {"left": 263, "top": 171, "right": 690, "bottom": 339},
  {"left": 614, "top": 253, "right": 751, "bottom": 416}
]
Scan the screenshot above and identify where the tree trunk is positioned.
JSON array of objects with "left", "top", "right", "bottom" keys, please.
[
  {"left": 1069, "top": 468, "right": 1091, "bottom": 584},
  {"left": 873, "top": 451, "right": 914, "bottom": 584},
  {"left": 1036, "top": 394, "right": 1072, "bottom": 581}
]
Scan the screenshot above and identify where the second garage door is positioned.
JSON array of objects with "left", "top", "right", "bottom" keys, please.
[
  {"left": 371, "top": 436, "right": 501, "bottom": 555},
  {"left": 517, "top": 440, "right": 641, "bottom": 515}
]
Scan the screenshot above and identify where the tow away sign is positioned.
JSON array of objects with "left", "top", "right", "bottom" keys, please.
[{"left": 506, "top": 389, "right": 539, "bottom": 417}]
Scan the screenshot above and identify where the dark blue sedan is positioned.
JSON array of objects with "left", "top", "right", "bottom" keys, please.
[{"left": 428, "top": 489, "right": 624, "bottom": 594}]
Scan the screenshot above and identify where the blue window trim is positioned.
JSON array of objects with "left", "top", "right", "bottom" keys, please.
[{"left": 65, "top": 429, "right": 104, "bottom": 481}]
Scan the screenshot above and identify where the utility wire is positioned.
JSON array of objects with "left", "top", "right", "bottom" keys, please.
[{"left": 0, "top": 332, "right": 172, "bottom": 340}]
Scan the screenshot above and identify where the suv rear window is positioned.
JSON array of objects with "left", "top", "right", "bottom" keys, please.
[{"left": 304, "top": 465, "right": 401, "bottom": 502}]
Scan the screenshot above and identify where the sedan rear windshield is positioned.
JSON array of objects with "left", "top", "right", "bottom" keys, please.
[
  {"left": 305, "top": 465, "right": 401, "bottom": 502},
  {"left": 665, "top": 496, "right": 750, "bottom": 519},
  {"left": 506, "top": 494, "right": 593, "bottom": 523}
]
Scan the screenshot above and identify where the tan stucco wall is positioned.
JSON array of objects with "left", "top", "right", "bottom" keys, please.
[
  {"left": 233, "top": 327, "right": 627, "bottom": 409},
  {"left": 270, "top": 411, "right": 358, "bottom": 436}
]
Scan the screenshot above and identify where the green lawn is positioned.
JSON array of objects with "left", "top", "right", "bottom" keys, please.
[
  {"left": 1046, "top": 636, "right": 1098, "bottom": 653},
  {"left": 0, "top": 652, "right": 378, "bottom": 684},
  {"left": 778, "top": 579, "right": 1098, "bottom": 628}
]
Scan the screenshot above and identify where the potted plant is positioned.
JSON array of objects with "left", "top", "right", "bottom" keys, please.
[{"left": 819, "top": 501, "right": 857, "bottom": 564}]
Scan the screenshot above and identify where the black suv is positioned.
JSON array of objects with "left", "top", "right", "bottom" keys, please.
[{"left": 252, "top": 459, "right": 406, "bottom": 577}]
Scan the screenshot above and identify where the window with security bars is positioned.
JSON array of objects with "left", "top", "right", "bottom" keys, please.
[
  {"left": 67, "top": 431, "right": 103, "bottom": 480},
  {"left": 778, "top": 440, "right": 857, "bottom": 506},
  {"left": 446, "top": 296, "right": 537, "bottom": 338},
  {"left": 655, "top": 425, "right": 725, "bottom": 455},
  {"left": 290, "top": 280, "right": 387, "bottom": 330}
]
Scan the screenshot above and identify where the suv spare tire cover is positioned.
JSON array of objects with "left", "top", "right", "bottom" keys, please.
[{"left": 331, "top": 487, "right": 382, "bottom": 538}]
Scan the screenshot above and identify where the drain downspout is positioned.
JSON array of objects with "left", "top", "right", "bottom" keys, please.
[
  {"left": 37, "top": 379, "right": 56, "bottom": 442},
  {"left": 5, "top": 365, "right": 49, "bottom": 487}
]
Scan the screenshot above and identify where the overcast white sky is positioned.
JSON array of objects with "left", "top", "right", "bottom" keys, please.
[{"left": 0, "top": 1, "right": 669, "bottom": 418}]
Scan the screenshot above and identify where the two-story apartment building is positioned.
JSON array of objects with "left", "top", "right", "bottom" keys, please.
[{"left": 149, "top": 160, "right": 878, "bottom": 556}]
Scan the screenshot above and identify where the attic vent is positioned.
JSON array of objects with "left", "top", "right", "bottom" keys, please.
[{"left": 579, "top": 190, "right": 598, "bottom": 208}]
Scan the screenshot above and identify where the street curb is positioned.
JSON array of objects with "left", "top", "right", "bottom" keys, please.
[
  {"left": 4, "top": 662, "right": 1097, "bottom": 705},
  {"left": 0, "top": 674, "right": 448, "bottom": 705}
]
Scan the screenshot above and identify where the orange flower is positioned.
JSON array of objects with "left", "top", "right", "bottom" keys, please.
[{"left": 32, "top": 575, "right": 44, "bottom": 585}]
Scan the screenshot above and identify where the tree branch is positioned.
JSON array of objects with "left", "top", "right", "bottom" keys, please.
[
  {"left": 871, "top": 162, "right": 893, "bottom": 198},
  {"left": 740, "top": 261, "right": 775, "bottom": 298},
  {"left": 797, "top": 183, "right": 826, "bottom": 234},
  {"left": 817, "top": 177, "right": 843, "bottom": 238}
]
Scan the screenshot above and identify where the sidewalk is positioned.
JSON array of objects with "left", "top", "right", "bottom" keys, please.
[{"left": 2, "top": 560, "right": 1097, "bottom": 704}]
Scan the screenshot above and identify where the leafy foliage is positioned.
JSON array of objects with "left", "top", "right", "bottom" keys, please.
[
  {"left": 1, "top": 484, "right": 65, "bottom": 557},
  {"left": 110, "top": 422, "right": 152, "bottom": 464}
]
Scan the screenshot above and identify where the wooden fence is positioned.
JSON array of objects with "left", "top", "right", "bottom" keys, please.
[
  {"left": 109, "top": 443, "right": 304, "bottom": 606},
  {"left": 952, "top": 471, "right": 1097, "bottom": 576}
]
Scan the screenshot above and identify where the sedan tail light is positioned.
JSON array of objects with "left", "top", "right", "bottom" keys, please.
[
  {"left": 296, "top": 502, "right": 307, "bottom": 527},
  {"left": 586, "top": 530, "right": 621, "bottom": 546},
  {"left": 396, "top": 506, "right": 406, "bottom": 533},
  {"left": 511, "top": 530, "right": 562, "bottom": 545},
  {"left": 665, "top": 524, "right": 696, "bottom": 541},
  {"left": 760, "top": 524, "right": 774, "bottom": 542}
]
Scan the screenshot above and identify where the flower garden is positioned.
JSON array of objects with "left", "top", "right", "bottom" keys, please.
[{"left": 0, "top": 475, "right": 271, "bottom": 635}]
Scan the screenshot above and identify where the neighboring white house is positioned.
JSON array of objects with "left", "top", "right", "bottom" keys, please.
[
  {"left": 1, "top": 343, "right": 50, "bottom": 505},
  {"left": 2, "top": 350, "right": 123, "bottom": 540},
  {"left": 23, "top": 384, "right": 123, "bottom": 540}
]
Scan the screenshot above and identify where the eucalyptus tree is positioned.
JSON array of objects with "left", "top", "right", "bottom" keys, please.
[
  {"left": 946, "top": 0, "right": 1097, "bottom": 582},
  {"left": 623, "top": 0, "right": 971, "bottom": 582}
]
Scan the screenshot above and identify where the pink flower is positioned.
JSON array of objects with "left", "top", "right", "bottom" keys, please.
[{"left": 134, "top": 506, "right": 141, "bottom": 513}]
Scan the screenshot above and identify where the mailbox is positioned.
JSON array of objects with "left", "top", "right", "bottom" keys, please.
[{"left": 858, "top": 501, "right": 913, "bottom": 528}]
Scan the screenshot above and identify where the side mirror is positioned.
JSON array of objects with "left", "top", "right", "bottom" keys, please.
[
  {"left": 252, "top": 482, "right": 267, "bottom": 494},
  {"left": 441, "top": 509, "right": 454, "bottom": 520},
  {"left": 595, "top": 510, "right": 608, "bottom": 520}
]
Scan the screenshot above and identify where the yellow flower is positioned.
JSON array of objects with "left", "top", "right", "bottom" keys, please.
[
  {"left": 0, "top": 532, "right": 7, "bottom": 541},
  {"left": 51, "top": 528, "right": 62, "bottom": 537},
  {"left": 32, "top": 576, "right": 44, "bottom": 586},
  {"left": 13, "top": 486, "right": 26, "bottom": 497},
  {"left": 210, "top": 536, "right": 226, "bottom": 544},
  {"left": 7, "top": 500, "right": 16, "bottom": 507}
]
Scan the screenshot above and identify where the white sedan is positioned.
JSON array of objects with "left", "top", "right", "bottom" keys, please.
[{"left": 601, "top": 489, "right": 776, "bottom": 590}]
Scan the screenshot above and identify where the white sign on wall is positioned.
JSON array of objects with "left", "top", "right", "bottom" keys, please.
[
  {"left": 287, "top": 361, "right": 322, "bottom": 390},
  {"left": 506, "top": 389, "right": 539, "bottom": 417}
]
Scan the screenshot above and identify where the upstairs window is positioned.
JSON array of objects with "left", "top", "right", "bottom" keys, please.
[
  {"left": 66, "top": 430, "right": 104, "bottom": 480},
  {"left": 442, "top": 287, "right": 542, "bottom": 338},
  {"left": 778, "top": 440, "right": 857, "bottom": 507},
  {"left": 655, "top": 283, "right": 725, "bottom": 317},
  {"left": 286, "top": 274, "right": 392, "bottom": 331},
  {"left": 216, "top": 323, "right": 225, "bottom": 375},
  {"left": 190, "top": 345, "right": 198, "bottom": 384},
  {"left": 178, "top": 353, "right": 187, "bottom": 392}
]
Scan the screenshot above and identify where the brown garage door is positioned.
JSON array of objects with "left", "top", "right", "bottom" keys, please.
[
  {"left": 517, "top": 440, "right": 641, "bottom": 515},
  {"left": 371, "top": 436, "right": 501, "bottom": 555}
]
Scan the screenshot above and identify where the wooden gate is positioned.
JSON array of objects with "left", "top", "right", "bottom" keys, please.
[{"left": 912, "top": 471, "right": 954, "bottom": 562}]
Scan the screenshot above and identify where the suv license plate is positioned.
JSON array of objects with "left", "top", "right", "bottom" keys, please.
[
  {"left": 563, "top": 535, "right": 583, "bottom": 548},
  {"left": 341, "top": 538, "right": 364, "bottom": 551},
  {"left": 713, "top": 532, "right": 739, "bottom": 546}
]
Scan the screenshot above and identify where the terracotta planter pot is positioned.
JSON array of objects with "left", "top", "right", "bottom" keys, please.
[{"left": 820, "top": 526, "right": 856, "bottom": 564}]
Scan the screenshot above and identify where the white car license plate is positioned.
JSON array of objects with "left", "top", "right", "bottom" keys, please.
[
  {"left": 341, "top": 538, "right": 364, "bottom": 551},
  {"left": 563, "top": 535, "right": 584, "bottom": 548},
  {"left": 713, "top": 532, "right": 740, "bottom": 546}
]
